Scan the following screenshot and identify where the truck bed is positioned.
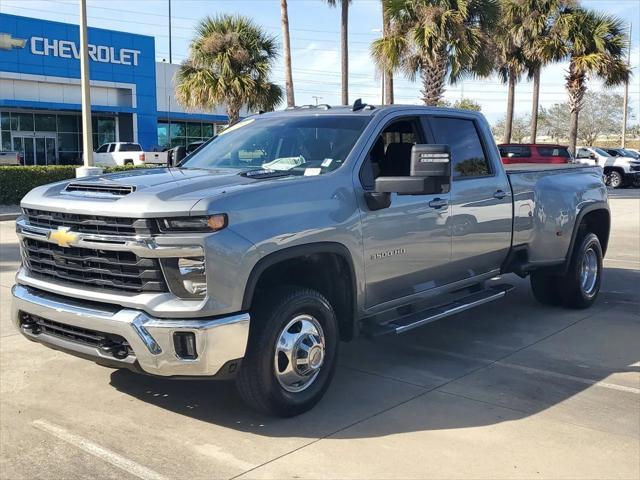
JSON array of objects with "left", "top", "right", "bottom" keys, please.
[{"left": 506, "top": 164, "right": 607, "bottom": 266}]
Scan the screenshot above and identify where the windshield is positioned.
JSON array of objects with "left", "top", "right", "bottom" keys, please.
[
  {"left": 594, "top": 148, "right": 611, "bottom": 157},
  {"left": 180, "top": 115, "right": 370, "bottom": 175},
  {"left": 622, "top": 149, "right": 640, "bottom": 159}
]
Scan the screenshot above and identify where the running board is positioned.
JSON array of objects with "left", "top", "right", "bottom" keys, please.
[{"left": 363, "top": 284, "right": 514, "bottom": 336}]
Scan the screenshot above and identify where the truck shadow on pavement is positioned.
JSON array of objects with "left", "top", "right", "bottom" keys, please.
[{"left": 109, "top": 268, "right": 639, "bottom": 438}]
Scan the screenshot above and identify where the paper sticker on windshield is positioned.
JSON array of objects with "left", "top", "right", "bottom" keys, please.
[
  {"left": 321, "top": 158, "right": 333, "bottom": 168},
  {"left": 218, "top": 118, "right": 255, "bottom": 136},
  {"left": 304, "top": 168, "right": 322, "bottom": 176}
]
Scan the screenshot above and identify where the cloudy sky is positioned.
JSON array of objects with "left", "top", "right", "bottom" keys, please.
[{"left": 1, "top": 0, "right": 638, "bottom": 123}]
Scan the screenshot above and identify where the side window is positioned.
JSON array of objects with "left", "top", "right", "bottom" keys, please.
[
  {"left": 107, "top": 144, "right": 116, "bottom": 153},
  {"left": 96, "top": 144, "right": 108, "bottom": 153},
  {"left": 539, "top": 146, "right": 570, "bottom": 158},
  {"left": 503, "top": 145, "right": 531, "bottom": 158},
  {"left": 576, "top": 148, "right": 591, "bottom": 159},
  {"left": 430, "top": 117, "right": 491, "bottom": 179}
]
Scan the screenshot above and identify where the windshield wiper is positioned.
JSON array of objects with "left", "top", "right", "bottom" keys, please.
[{"left": 241, "top": 168, "right": 295, "bottom": 179}]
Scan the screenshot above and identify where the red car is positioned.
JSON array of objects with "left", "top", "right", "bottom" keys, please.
[{"left": 498, "top": 144, "right": 572, "bottom": 164}]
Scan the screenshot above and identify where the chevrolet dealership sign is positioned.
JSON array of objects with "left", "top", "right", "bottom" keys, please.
[
  {"left": 30, "top": 37, "right": 141, "bottom": 65},
  {"left": 1, "top": 31, "right": 141, "bottom": 66}
]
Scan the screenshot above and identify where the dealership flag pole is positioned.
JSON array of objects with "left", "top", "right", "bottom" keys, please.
[{"left": 76, "top": 0, "right": 101, "bottom": 177}]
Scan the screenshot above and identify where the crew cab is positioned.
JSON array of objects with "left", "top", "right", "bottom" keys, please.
[
  {"left": 12, "top": 104, "right": 609, "bottom": 416},
  {"left": 498, "top": 143, "right": 572, "bottom": 164},
  {"left": 93, "top": 142, "right": 146, "bottom": 167},
  {"left": 576, "top": 146, "right": 640, "bottom": 188}
]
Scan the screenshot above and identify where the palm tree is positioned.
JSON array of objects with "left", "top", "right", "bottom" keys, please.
[
  {"left": 176, "top": 14, "right": 283, "bottom": 125},
  {"left": 324, "top": 0, "right": 351, "bottom": 105},
  {"left": 495, "top": 1, "right": 530, "bottom": 143},
  {"left": 382, "top": 1, "right": 393, "bottom": 104},
  {"left": 280, "top": 0, "right": 295, "bottom": 107},
  {"left": 550, "top": 8, "right": 630, "bottom": 154},
  {"left": 371, "top": 0, "right": 498, "bottom": 107},
  {"left": 505, "top": 0, "right": 575, "bottom": 143}
]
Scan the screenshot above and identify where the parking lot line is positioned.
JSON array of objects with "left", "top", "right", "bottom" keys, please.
[
  {"left": 419, "top": 346, "right": 640, "bottom": 395},
  {"left": 32, "top": 419, "right": 167, "bottom": 480}
]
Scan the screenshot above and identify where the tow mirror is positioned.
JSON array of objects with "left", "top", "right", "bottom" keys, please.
[{"left": 373, "top": 144, "right": 451, "bottom": 196}]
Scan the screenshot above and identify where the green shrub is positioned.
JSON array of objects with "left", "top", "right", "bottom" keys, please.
[{"left": 0, "top": 165, "right": 154, "bottom": 205}]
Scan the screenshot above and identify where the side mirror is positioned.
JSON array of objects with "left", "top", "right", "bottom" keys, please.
[
  {"left": 374, "top": 144, "right": 451, "bottom": 196},
  {"left": 590, "top": 153, "right": 596, "bottom": 159}
]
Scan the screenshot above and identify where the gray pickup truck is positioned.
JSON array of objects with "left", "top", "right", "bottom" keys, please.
[{"left": 12, "top": 104, "right": 609, "bottom": 416}]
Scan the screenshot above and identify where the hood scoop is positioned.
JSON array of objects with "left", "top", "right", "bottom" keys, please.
[{"left": 63, "top": 182, "right": 136, "bottom": 197}]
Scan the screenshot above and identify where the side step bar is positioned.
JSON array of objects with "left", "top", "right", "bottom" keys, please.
[{"left": 364, "top": 284, "right": 514, "bottom": 336}]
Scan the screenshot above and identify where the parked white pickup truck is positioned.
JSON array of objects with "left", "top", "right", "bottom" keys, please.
[{"left": 93, "top": 142, "right": 168, "bottom": 167}]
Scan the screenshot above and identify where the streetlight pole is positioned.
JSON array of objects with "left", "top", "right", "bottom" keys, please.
[
  {"left": 621, "top": 23, "right": 632, "bottom": 148},
  {"left": 77, "top": 0, "right": 101, "bottom": 177},
  {"left": 168, "top": 0, "right": 173, "bottom": 64}
]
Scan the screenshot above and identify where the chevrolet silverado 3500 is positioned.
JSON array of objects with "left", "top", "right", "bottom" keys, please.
[{"left": 12, "top": 104, "right": 609, "bottom": 416}]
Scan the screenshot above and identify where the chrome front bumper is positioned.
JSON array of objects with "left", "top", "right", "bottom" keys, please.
[{"left": 12, "top": 284, "right": 249, "bottom": 377}]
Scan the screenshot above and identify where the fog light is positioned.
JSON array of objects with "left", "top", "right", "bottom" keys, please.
[
  {"left": 174, "top": 332, "right": 197, "bottom": 359},
  {"left": 178, "top": 257, "right": 206, "bottom": 296}
]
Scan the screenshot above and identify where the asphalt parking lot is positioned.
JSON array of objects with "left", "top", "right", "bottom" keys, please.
[{"left": 1, "top": 191, "right": 638, "bottom": 480}]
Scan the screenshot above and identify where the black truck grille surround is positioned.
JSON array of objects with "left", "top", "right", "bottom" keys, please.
[
  {"left": 23, "top": 208, "right": 157, "bottom": 236},
  {"left": 21, "top": 210, "right": 166, "bottom": 293}
]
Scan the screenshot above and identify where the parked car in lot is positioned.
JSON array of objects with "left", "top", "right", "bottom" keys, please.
[
  {"left": 13, "top": 104, "right": 609, "bottom": 416},
  {"left": 93, "top": 142, "right": 146, "bottom": 167},
  {"left": 605, "top": 147, "right": 640, "bottom": 160},
  {"left": 0, "top": 151, "right": 23, "bottom": 165},
  {"left": 576, "top": 146, "right": 640, "bottom": 188},
  {"left": 498, "top": 143, "right": 572, "bottom": 164}
]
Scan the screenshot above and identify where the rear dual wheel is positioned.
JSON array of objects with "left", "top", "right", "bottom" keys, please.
[{"left": 530, "top": 233, "right": 602, "bottom": 309}]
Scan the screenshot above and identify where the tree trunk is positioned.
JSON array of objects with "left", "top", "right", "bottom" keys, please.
[
  {"left": 566, "top": 61, "right": 586, "bottom": 156},
  {"left": 280, "top": 0, "right": 295, "bottom": 108},
  {"left": 420, "top": 54, "right": 447, "bottom": 106},
  {"left": 530, "top": 67, "right": 540, "bottom": 143},
  {"left": 503, "top": 69, "right": 516, "bottom": 144},
  {"left": 382, "top": 3, "right": 393, "bottom": 105},
  {"left": 226, "top": 101, "right": 240, "bottom": 126},
  {"left": 340, "top": 0, "right": 349, "bottom": 105}
]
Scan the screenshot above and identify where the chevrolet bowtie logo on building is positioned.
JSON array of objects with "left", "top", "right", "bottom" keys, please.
[
  {"left": 48, "top": 226, "right": 79, "bottom": 248},
  {"left": 0, "top": 33, "right": 27, "bottom": 50}
]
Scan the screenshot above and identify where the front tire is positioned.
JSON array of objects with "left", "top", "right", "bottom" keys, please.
[
  {"left": 607, "top": 170, "right": 623, "bottom": 189},
  {"left": 235, "top": 287, "right": 339, "bottom": 416}
]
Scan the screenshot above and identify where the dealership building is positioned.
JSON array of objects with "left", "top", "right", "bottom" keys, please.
[{"left": 0, "top": 13, "right": 229, "bottom": 165}]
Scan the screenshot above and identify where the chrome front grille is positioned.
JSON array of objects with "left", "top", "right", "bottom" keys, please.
[{"left": 21, "top": 237, "right": 166, "bottom": 292}]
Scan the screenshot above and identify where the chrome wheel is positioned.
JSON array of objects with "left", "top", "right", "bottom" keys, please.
[
  {"left": 274, "top": 314, "right": 325, "bottom": 393},
  {"left": 580, "top": 247, "right": 599, "bottom": 296},
  {"left": 608, "top": 171, "right": 622, "bottom": 188}
]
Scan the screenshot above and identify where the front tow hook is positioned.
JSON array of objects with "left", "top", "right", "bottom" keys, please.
[{"left": 99, "top": 341, "right": 129, "bottom": 360}]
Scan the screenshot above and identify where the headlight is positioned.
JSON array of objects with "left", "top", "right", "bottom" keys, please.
[
  {"left": 159, "top": 214, "right": 227, "bottom": 232},
  {"left": 161, "top": 256, "right": 207, "bottom": 299}
]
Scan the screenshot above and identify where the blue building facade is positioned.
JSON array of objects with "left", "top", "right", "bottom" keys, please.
[{"left": 0, "top": 13, "right": 227, "bottom": 165}]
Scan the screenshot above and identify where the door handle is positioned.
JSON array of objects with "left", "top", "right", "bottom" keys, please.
[
  {"left": 428, "top": 198, "right": 448, "bottom": 209},
  {"left": 493, "top": 190, "right": 508, "bottom": 200}
]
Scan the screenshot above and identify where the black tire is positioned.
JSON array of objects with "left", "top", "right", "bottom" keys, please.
[
  {"left": 607, "top": 170, "right": 623, "bottom": 189},
  {"left": 235, "top": 287, "right": 339, "bottom": 417},
  {"left": 530, "top": 272, "right": 562, "bottom": 306},
  {"left": 559, "top": 233, "right": 603, "bottom": 309}
]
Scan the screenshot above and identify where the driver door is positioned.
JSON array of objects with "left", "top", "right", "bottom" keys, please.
[{"left": 359, "top": 116, "right": 452, "bottom": 309}]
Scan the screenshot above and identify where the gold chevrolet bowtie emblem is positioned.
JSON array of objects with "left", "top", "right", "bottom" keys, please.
[{"left": 48, "top": 226, "right": 78, "bottom": 248}]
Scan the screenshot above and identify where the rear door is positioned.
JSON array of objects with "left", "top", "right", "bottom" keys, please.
[{"left": 427, "top": 115, "right": 512, "bottom": 282}]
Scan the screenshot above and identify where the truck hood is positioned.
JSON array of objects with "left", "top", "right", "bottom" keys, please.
[{"left": 20, "top": 167, "right": 278, "bottom": 217}]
